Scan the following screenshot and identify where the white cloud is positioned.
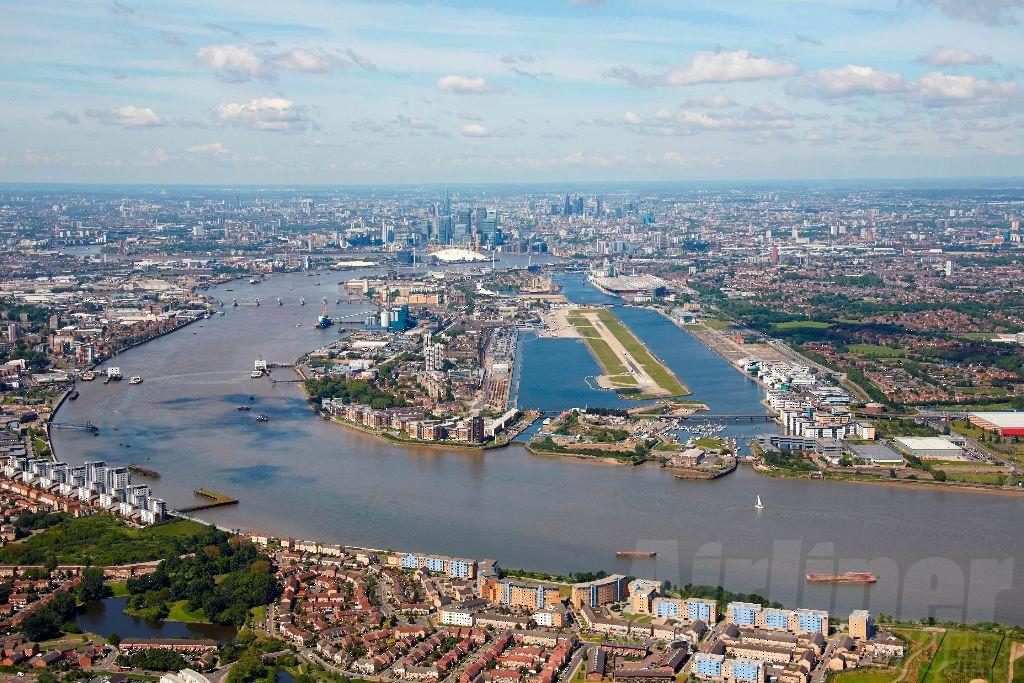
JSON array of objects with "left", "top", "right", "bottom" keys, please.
[
  {"left": 187, "top": 142, "right": 230, "bottom": 156},
  {"left": 216, "top": 98, "right": 312, "bottom": 132},
  {"left": 461, "top": 123, "right": 489, "bottom": 137},
  {"left": 459, "top": 123, "right": 522, "bottom": 137},
  {"left": 195, "top": 44, "right": 271, "bottom": 82},
  {"left": 788, "top": 65, "right": 905, "bottom": 99},
  {"left": 86, "top": 105, "right": 165, "bottom": 128},
  {"left": 272, "top": 48, "right": 339, "bottom": 74},
  {"left": 605, "top": 49, "right": 798, "bottom": 87},
  {"left": 912, "top": 72, "right": 1021, "bottom": 105},
  {"left": 917, "top": 47, "right": 992, "bottom": 66},
  {"left": 437, "top": 75, "right": 504, "bottom": 94},
  {"left": 617, "top": 104, "right": 799, "bottom": 136}
]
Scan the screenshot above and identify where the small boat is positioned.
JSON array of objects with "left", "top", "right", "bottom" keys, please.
[
  {"left": 295, "top": 322, "right": 302, "bottom": 328},
  {"left": 255, "top": 414, "right": 269, "bottom": 422},
  {"left": 615, "top": 551, "right": 657, "bottom": 559},
  {"left": 251, "top": 370, "right": 264, "bottom": 378},
  {"left": 806, "top": 572, "right": 877, "bottom": 584},
  {"left": 128, "top": 376, "right": 143, "bottom": 385},
  {"left": 81, "top": 371, "right": 96, "bottom": 381},
  {"left": 755, "top": 494, "right": 764, "bottom": 510},
  {"left": 249, "top": 278, "right": 260, "bottom": 284},
  {"left": 69, "top": 391, "right": 80, "bottom": 400},
  {"left": 237, "top": 405, "right": 251, "bottom": 411},
  {"left": 249, "top": 395, "right": 255, "bottom": 401}
]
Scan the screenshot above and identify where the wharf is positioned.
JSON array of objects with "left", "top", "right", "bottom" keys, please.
[
  {"left": 128, "top": 464, "right": 160, "bottom": 479},
  {"left": 177, "top": 489, "right": 239, "bottom": 513}
]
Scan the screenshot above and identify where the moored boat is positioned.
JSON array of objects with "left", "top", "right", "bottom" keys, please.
[{"left": 806, "top": 572, "right": 877, "bottom": 584}]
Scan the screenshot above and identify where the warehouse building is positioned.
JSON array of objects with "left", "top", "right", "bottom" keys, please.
[
  {"left": 893, "top": 436, "right": 964, "bottom": 460},
  {"left": 968, "top": 412, "right": 1024, "bottom": 437}
]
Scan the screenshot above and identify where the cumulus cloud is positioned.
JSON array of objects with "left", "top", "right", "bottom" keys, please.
[
  {"left": 216, "top": 98, "right": 312, "bottom": 132},
  {"left": 49, "top": 110, "right": 80, "bottom": 125},
  {"left": 195, "top": 44, "right": 271, "bottom": 82},
  {"left": 437, "top": 75, "right": 504, "bottom": 94},
  {"left": 787, "top": 65, "right": 905, "bottom": 99},
  {"left": 604, "top": 49, "right": 799, "bottom": 87},
  {"left": 86, "top": 105, "right": 165, "bottom": 128},
  {"left": 920, "top": 0, "right": 1024, "bottom": 24},
  {"left": 912, "top": 72, "right": 1021, "bottom": 105},
  {"left": 917, "top": 47, "right": 992, "bottom": 66},
  {"left": 196, "top": 44, "right": 356, "bottom": 81},
  {"left": 186, "top": 142, "right": 230, "bottom": 156}
]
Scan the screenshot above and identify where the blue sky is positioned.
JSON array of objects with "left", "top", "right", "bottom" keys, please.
[{"left": 2, "top": 0, "right": 1023, "bottom": 183}]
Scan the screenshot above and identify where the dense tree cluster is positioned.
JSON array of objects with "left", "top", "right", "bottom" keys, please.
[
  {"left": 20, "top": 592, "right": 77, "bottom": 641},
  {"left": 115, "top": 649, "right": 188, "bottom": 671},
  {"left": 305, "top": 376, "right": 406, "bottom": 410},
  {"left": 127, "top": 532, "right": 279, "bottom": 626}
]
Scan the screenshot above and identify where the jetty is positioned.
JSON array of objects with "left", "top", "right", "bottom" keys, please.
[
  {"left": 177, "top": 489, "right": 239, "bottom": 513},
  {"left": 127, "top": 464, "right": 160, "bottom": 479}
]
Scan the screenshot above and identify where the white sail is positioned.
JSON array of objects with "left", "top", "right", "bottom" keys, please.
[{"left": 755, "top": 495, "right": 764, "bottom": 509}]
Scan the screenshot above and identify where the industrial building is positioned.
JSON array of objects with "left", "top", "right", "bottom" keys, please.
[
  {"left": 893, "top": 436, "right": 965, "bottom": 460},
  {"left": 968, "top": 411, "right": 1024, "bottom": 437}
]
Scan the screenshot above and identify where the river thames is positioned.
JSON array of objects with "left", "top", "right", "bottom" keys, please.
[{"left": 52, "top": 267, "right": 1024, "bottom": 624}]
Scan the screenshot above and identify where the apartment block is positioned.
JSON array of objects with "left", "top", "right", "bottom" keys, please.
[{"left": 571, "top": 574, "right": 626, "bottom": 609}]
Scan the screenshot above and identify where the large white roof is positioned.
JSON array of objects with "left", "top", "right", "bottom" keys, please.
[{"left": 970, "top": 411, "right": 1024, "bottom": 429}]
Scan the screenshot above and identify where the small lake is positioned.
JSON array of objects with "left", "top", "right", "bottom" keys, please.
[{"left": 75, "top": 597, "right": 236, "bottom": 642}]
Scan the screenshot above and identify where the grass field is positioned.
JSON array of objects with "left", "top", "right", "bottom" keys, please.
[
  {"left": 847, "top": 343, "right": 907, "bottom": 358},
  {"left": 921, "top": 630, "right": 1003, "bottom": 683},
  {"left": 992, "top": 637, "right": 1016, "bottom": 683},
  {"left": 702, "top": 317, "right": 734, "bottom": 331},
  {"left": 773, "top": 320, "right": 833, "bottom": 331},
  {"left": 593, "top": 308, "right": 689, "bottom": 396},
  {"left": 833, "top": 629, "right": 939, "bottom": 683},
  {"left": 167, "top": 600, "right": 209, "bottom": 623},
  {"left": 0, "top": 515, "right": 209, "bottom": 566},
  {"left": 106, "top": 581, "right": 130, "bottom": 597}
]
